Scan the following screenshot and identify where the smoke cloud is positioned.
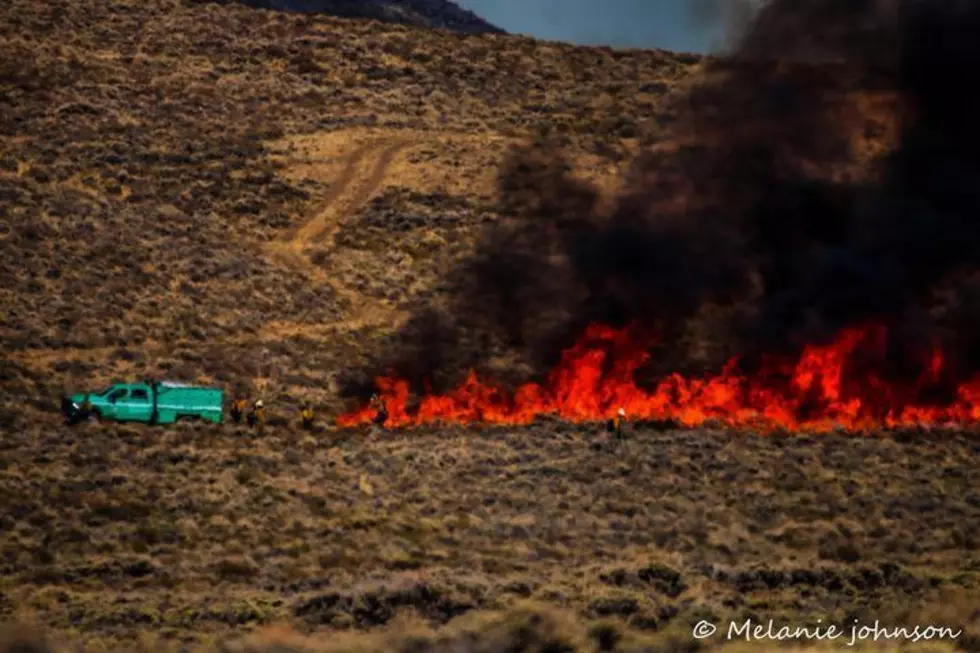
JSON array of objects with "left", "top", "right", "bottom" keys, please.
[
  {"left": 340, "top": 0, "right": 980, "bottom": 403},
  {"left": 687, "top": 0, "right": 758, "bottom": 51}
]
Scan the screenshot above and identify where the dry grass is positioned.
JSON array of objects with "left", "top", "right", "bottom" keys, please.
[
  {"left": 0, "top": 423, "right": 978, "bottom": 650},
  {"left": 0, "top": 0, "right": 693, "bottom": 419},
  {"left": 1, "top": 0, "right": 977, "bottom": 651}
]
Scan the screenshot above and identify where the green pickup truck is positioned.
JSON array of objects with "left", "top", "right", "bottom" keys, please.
[{"left": 61, "top": 380, "right": 224, "bottom": 425}]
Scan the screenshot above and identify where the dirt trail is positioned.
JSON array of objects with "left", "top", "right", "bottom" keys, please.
[
  {"left": 285, "top": 143, "right": 375, "bottom": 246},
  {"left": 288, "top": 137, "right": 414, "bottom": 250},
  {"left": 261, "top": 134, "right": 420, "bottom": 339},
  {"left": 266, "top": 134, "right": 416, "bottom": 280}
]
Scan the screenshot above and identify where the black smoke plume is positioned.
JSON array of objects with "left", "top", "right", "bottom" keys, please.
[{"left": 340, "top": 0, "right": 980, "bottom": 401}]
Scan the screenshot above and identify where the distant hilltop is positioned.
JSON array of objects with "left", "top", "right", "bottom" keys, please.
[{"left": 198, "top": 0, "right": 505, "bottom": 34}]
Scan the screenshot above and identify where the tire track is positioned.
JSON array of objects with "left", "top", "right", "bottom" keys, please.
[
  {"left": 288, "top": 137, "right": 413, "bottom": 249},
  {"left": 262, "top": 134, "right": 420, "bottom": 337}
]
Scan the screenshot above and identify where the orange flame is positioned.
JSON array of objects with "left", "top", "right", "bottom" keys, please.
[{"left": 336, "top": 323, "right": 980, "bottom": 432}]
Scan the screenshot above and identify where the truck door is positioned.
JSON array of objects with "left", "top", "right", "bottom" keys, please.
[
  {"left": 119, "top": 386, "right": 154, "bottom": 422},
  {"left": 103, "top": 387, "right": 128, "bottom": 420}
]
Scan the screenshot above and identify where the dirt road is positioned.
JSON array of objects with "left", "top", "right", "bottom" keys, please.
[{"left": 287, "top": 137, "right": 414, "bottom": 250}]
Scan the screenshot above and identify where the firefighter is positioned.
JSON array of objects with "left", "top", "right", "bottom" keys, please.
[
  {"left": 247, "top": 400, "right": 265, "bottom": 429},
  {"left": 608, "top": 407, "right": 627, "bottom": 439},
  {"left": 370, "top": 393, "right": 388, "bottom": 426},
  {"left": 300, "top": 402, "right": 315, "bottom": 430},
  {"left": 80, "top": 397, "right": 94, "bottom": 420},
  {"left": 230, "top": 396, "right": 247, "bottom": 423}
]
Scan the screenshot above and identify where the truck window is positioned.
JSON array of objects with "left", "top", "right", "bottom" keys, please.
[
  {"left": 107, "top": 388, "right": 128, "bottom": 402},
  {"left": 129, "top": 389, "right": 149, "bottom": 401}
]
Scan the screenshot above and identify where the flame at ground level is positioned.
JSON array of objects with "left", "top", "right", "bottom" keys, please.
[{"left": 336, "top": 324, "right": 980, "bottom": 431}]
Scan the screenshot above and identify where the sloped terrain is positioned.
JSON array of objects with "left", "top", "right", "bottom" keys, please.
[
  {"left": 1, "top": 0, "right": 978, "bottom": 651},
  {"left": 0, "top": 0, "right": 697, "bottom": 423},
  {"left": 203, "top": 0, "right": 503, "bottom": 34}
]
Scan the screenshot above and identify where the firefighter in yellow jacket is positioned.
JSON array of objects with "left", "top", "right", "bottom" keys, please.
[
  {"left": 247, "top": 400, "right": 265, "bottom": 429},
  {"left": 370, "top": 393, "right": 388, "bottom": 426},
  {"left": 300, "top": 402, "right": 315, "bottom": 430},
  {"left": 230, "top": 396, "right": 247, "bottom": 423},
  {"left": 608, "top": 407, "right": 627, "bottom": 439}
]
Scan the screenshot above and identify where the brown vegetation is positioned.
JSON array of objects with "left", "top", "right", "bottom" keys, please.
[
  {"left": 0, "top": 0, "right": 696, "bottom": 420},
  {"left": 1, "top": 423, "right": 979, "bottom": 651},
  {"left": 1, "top": 0, "right": 978, "bottom": 651}
]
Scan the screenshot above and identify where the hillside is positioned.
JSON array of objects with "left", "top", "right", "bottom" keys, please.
[
  {"left": 0, "top": 0, "right": 701, "bottom": 421},
  {"left": 2, "top": 0, "right": 979, "bottom": 651},
  {"left": 202, "top": 0, "right": 504, "bottom": 34}
]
